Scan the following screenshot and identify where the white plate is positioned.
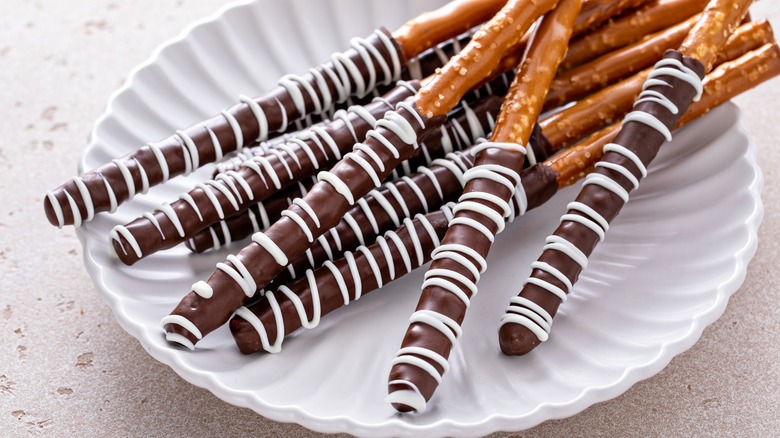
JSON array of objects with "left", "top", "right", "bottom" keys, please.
[{"left": 76, "top": 1, "right": 763, "bottom": 436}]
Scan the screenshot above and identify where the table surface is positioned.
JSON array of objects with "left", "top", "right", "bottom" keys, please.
[{"left": 2, "top": 1, "right": 779, "bottom": 436}]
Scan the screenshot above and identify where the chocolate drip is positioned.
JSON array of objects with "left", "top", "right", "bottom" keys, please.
[
  {"left": 500, "top": 50, "right": 705, "bottom": 356},
  {"left": 163, "top": 101, "right": 446, "bottom": 348},
  {"left": 110, "top": 83, "right": 419, "bottom": 265},
  {"left": 45, "top": 28, "right": 404, "bottom": 228},
  {"left": 230, "top": 206, "right": 454, "bottom": 354}
]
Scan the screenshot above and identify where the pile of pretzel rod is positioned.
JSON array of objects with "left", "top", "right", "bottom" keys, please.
[{"left": 43, "top": 0, "right": 778, "bottom": 414}]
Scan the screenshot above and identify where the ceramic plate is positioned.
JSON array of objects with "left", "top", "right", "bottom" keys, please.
[{"left": 76, "top": 1, "right": 763, "bottom": 436}]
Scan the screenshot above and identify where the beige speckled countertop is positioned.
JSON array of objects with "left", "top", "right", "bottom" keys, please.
[{"left": 2, "top": 1, "right": 779, "bottom": 436}]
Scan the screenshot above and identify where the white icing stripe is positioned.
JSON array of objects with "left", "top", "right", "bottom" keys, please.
[
  {"left": 342, "top": 213, "right": 365, "bottom": 245},
  {"left": 112, "top": 159, "right": 135, "bottom": 198},
  {"left": 386, "top": 231, "right": 412, "bottom": 273},
  {"left": 463, "top": 166, "right": 517, "bottom": 193},
  {"left": 159, "top": 203, "right": 185, "bottom": 237},
  {"left": 221, "top": 110, "right": 244, "bottom": 149},
  {"left": 583, "top": 173, "right": 630, "bottom": 203},
  {"left": 165, "top": 332, "right": 195, "bottom": 350},
  {"left": 323, "top": 260, "right": 350, "bottom": 305},
  {"left": 596, "top": 161, "right": 640, "bottom": 189},
  {"left": 531, "top": 261, "right": 573, "bottom": 295},
  {"left": 161, "top": 315, "right": 202, "bottom": 340},
  {"left": 603, "top": 143, "right": 647, "bottom": 177},
  {"left": 194, "top": 183, "right": 224, "bottom": 220},
  {"left": 432, "top": 243, "right": 487, "bottom": 273},
  {"left": 409, "top": 309, "right": 463, "bottom": 344},
  {"left": 370, "top": 190, "right": 401, "bottom": 227},
  {"left": 73, "top": 177, "right": 94, "bottom": 222},
  {"left": 397, "top": 346, "right": 450, "bottom": 374},
  {"left": 292, "top": 198, "right": 320, "bottom": 228},
  {"left": 504, "top": 300, "right": 552, "bottom": 333},
  {"left": 634, "top": 89, "right": 679, "bottom": 114},
  {"left": 567, "top": 201, "right": 610, "bottom": 231},
  {"left": 357, "top": 246, "right": 383, "bottom": 288},
  {"left": 143, "top": 212, "right": 164, "bottom": 238},
  {"left": 418, "top": 167, "right": 444, "bottom": 199},
  {"left": 251, "top": 232, "right": 288, "bottom": 265},
  {"left": 453, "top": 200, "right": 505, "bottom": 233},
  {"left": 401, "top": 176, "right": 428, "bottom": 212},
  {"left": 64, "top": 191, "right": 82, "bottom": 228},
  {"left": 216, "top": 255, "right": 257, "bottom": 297},
  {"left": 317, "top": 171, "right": 354, "bottom": 205},
  {"left": 385, "top": 384, "right": 426, "bottom": 413},
  {"left": 385, "top": 183, "right": 411, "bottom": 218},
  {"left": 526, "top": 276, "right": 568, "bottom": 303},
  {"left": 148, "top": 142, "right": 170, "bottom": 182},
  {"left": 561, "top": 213, "right": 605, "bottom": 242},
  {"left": 344, "top": 251, "right": 362, "bottom": 299},
  {"left": 508, "top": 296, "right": 552, "bottom": 325},
  {"left": 376, "top": 236, "right": 395, "bottom": 280},
  {"left": 109, "top": 225, "right": 142, "bottom": 258},
  {"left": 46, "top": 192, "right": 64, "bottom": 228},
  {"left": 448, "top": 217, "right": 494, "bottom": 242},
  {"left": 404, "top": 217, "right": 424, "bottom": 266},
  {"left": 240, "top": 95, "right": 269, "bottom": 141},
  {"left": 357, "top": 198, "right": 380, "bottom": 234},
  {"left": 425, "top": 268, "right": 477, "bottom": 296},
  {"left": 347, "top": 153, "right": 381, "bottom": 187},
  {"left": 500, "top": 311, "right": 550, "bottom": 342},
  {"left": 544, "top": 235, "right": 588, "bottom": 270},
  {"left": 281, "top": 209, "right": 313, "bottom": 242},
  {"left": 622, "top": 110, "right": 672, "bottom": 142},
  {"left": 432, "top": 251, "right": 480, "bottom": 282},
  {"left": 176, "top": 130, "right": 200, "bottom": 169},
  {"left": 234, "top": 305, "right": 282, "bottom": 353},
  {"left": 651, "top": 57, "right": 703, "bottom": 101},
  {"left": 422, "top": 277, "right": 471, "bottom": 307}
]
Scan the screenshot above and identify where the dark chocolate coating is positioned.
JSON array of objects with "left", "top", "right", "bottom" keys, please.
[
  {"left": 44, "top": 27, "right": 404, "bottom": 227},
  {"left": 230, "top": 208, "right": 451, "bottom": 354},
  {"left": 111, "top": 83, "right": 419, "bottom": 265},
  {"left": 164, "top": 101, "right": 446, "bottom": 346},
  {"left": 500, "top": 50, "right": 705, "bottom": 355}
]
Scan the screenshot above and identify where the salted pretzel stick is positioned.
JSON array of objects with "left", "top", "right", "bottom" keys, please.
[
  {"left": 43, "top": 0, "right": 509, "bottom": 228},
  {"left": 386, "top": 0, "right": 582, "bottom": 414},
  {"left": 499, "top": 0, "right": 753, "bottom": 356},
  {"left": 187, "top": 96, "right": 506, "bottom": 255},
  {"left": 234, "top": 42, "right": 780, "bottom": 357},
  {"left": 563, "top": 0, "right": 709, "bottom": 70},
  {"left": 545, "top": 15, "right": 700, "bottom": 110},
  {"left": 542, "top": 19, "right": 774, "bottom": 148},
  {"left": 161, "top": 0, "right": 558, "bottom": 349}
]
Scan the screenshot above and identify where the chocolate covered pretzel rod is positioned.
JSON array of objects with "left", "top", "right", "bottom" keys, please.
[
  {"left": 499, "top": 0, "right": 753, "bottom": 356},
  {"left": 44, "top": 0, "right": 510, "bottom": 227},
  {"left": 109, "top": 82, "right": 419, "bottom": 265},
  {"left": 162, "top": 0, "right": 558, "bottom": 349},
  {"left": 563, "top": 0, "right": 709, "bottom": 70},
  {"left": 541, "top": 18, "right": 773, "bottom": 148},
  {"left": 387, "top": 0, "right": 582, "bottom": 413}
]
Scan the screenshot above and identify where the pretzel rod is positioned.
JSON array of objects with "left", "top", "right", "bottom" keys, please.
[
  {"left": 108, "top": 82, "right": 420, "bottom": 265},
  {"left": 188, "top": 96, "right": 506, "bottom": 255},
  {"left": 563, "top": 0, "right": 710, "bottom": 70},
  {"left": 572, "top": 0, "right": 649, "bottom": 35},
  {"left": 541, "top": 19, "right": 773, "bottom": 148},
  {"left": 415, "top": 0, "right": 559, "bottom": 118},
  {"left": 545, "top": 14, "right": 700, "bottom": 111},
  {"left": 499, "top": 0, "right": 752, "bottom": 356},
  {"left": 392, "top": 0, "right": 508, "bottom": 60},
  {"left": 387, "top": 0, "right": 582, "bottom": 413},
  {"left": 159, "top": 0, "right": 559, "bottom": 350}
]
